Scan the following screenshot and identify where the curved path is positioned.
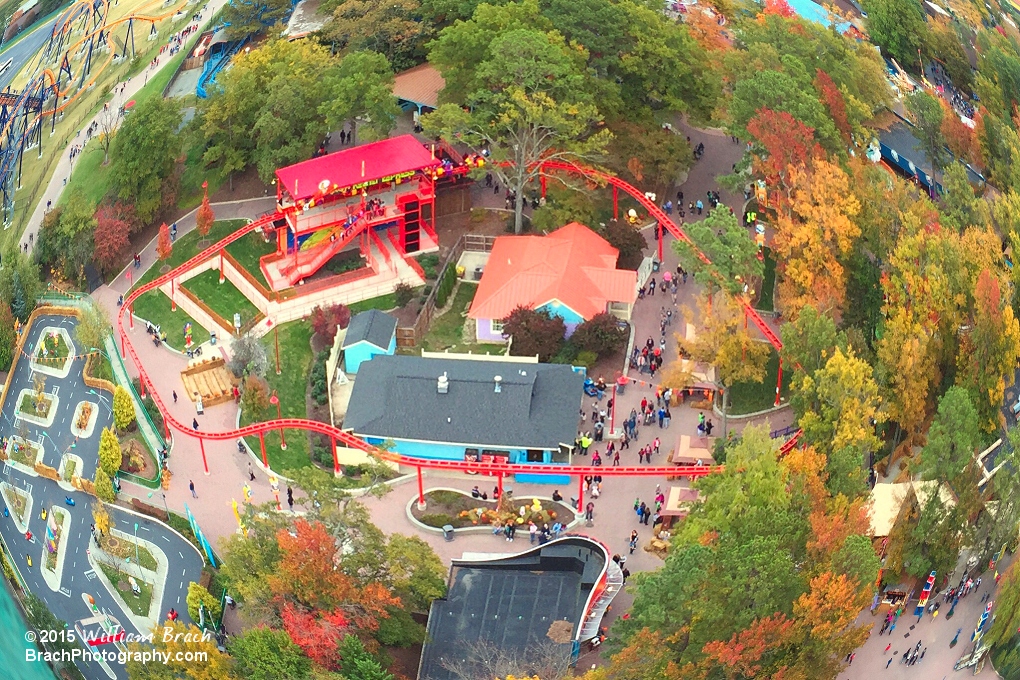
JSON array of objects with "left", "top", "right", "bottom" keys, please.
[
  {"left": 115, "top": 163, "right": 797, "bottom": 494},
  {"left": 0, "top": 314, "right": 204, "bottom": 680}
]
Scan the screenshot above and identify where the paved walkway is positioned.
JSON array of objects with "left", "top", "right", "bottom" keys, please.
[{"left": 20, "top": 0, "right": 231, "bottom": 253}]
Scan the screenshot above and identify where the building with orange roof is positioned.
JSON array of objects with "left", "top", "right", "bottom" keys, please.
[{"left": 468, "top": 223, "right": 637, "bottom": 343}]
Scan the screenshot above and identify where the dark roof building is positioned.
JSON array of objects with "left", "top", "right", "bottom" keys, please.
[
  {"left": 343, "top": 355, "right": 583, "bottom": 451},
  {"left": 342, "top": 309, "right": 397, "bottom": 351},
  {"left": 418, "top": 537, "right": 622, "bottom": 680},
  {"left": 878, "top": 116, "right": 985, "bottom": 193}
]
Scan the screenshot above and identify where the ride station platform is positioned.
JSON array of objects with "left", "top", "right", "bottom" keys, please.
[{"left": 262, "top": 135, "right": 445, "bottom": 291}]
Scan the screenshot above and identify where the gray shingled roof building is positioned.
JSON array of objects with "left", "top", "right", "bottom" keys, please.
[
  {"left": 343, "top": 355, "right": 583, "bottom": 451},
  {"left": 342, "top": 309, "right": 397, "bottom": 351}
]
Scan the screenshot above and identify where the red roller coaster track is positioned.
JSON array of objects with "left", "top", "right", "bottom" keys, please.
[{"left": 116, "top": 161, "right": 799, "bottom": 508}]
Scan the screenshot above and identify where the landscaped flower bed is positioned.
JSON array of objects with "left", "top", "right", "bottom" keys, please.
[
  {"left": 0, "top": 484, "right": 28, "bottom": 524},
  {"left": 45, "top": 509, "right": 65, "bottom": 572},
  {"left": 412, "top": 489, "right": 575, "bottom": 529},
  {"left": 76, "top": 402, "right": 92, "bottom": 430},
  {"left": 36, "top": 332, "right": 70, "bottom": 363},
  {"left": 7, "top": 437, "right": 41, "bottom": 467},
  {"left": 19, "top": 392, "right": 53, "bottom": 418}
]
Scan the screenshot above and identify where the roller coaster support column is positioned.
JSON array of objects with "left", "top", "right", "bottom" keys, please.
[
  {"left": 120, "top": 331, "right": 125, "bottom": 358},
  {"left": 658, "top": 222, "right": 663, "bottom": 262},
  {"left": 164, "top": 422, "right": 171, "bottom": 446},
  {"left": 170, "top": 280, "right": 176, "bottom": 312},
  {"left": 612, "top": 186, "right": 618, "bottom": 221},
  {"left": 540, "top": 171, "right": 547, "bottom": 199},
  {"left": 416, "top": 466, "right": 425, "bottom": 508},
  {"left": 258, "top": 431, "right": 268, "bottom": 469},
  {"left": 128, "top": 307, "right": 133, "bottom": 329},
  {"left": 219, "top": 251, "right": 224, "bottom": 283},
  {"left": 775, "top": 358, "right": 783, "bottom": 407},
  {"left": 199, "top": 436, "right": 209, "bottom": 474},
  {"left": 577, "top": 475, "right": 584, "bottom": 513},
  {"left": 610, "top": 383, "right": 617, "bottom": 435},
  {"left": 139, "top": 377, "right": 145, "bottom": 399},
  {"left": 497, "top": 473, "right": 503, "bottom": 499},
  {"left": 331, "top": 436, "right": 339, "bottom": 474}
]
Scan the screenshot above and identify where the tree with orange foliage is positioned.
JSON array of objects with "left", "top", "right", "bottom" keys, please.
[
  {"left": 270, "top": 519, "right": 399, "bottom": 629},
  {"left": 156, "top": 223, "right": 172, "bottom": 265},
  {"left": 814, "top": 69, "right": 851, "bottom": 141},
  {"left": 746, "top": 108, "right": 822, "bottom": 212},
  {"left": 196, "top": 180, "right": 215, "bottom": 244},
  {"left": 773, "top": 159, "right": 860, "bottom": 318},
  {"left": 683, "top": 7, "right": 732, "bottom": 52}
]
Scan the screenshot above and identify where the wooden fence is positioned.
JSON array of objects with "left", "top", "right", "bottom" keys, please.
[{"left": 395, "top": 233, "right": 496, "bottom": 348}]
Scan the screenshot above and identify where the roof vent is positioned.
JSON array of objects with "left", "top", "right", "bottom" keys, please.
[
  {"left": 494, "top": 375, "right": 502, "bottom": 393},
  {"left": 438, "top": 372, "right": 449, "bottom": 394}
]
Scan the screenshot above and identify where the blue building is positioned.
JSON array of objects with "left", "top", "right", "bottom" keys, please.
[
  {"left": 343, "top": 355, "right": 582, "bottom": 484},
  {"left": 342, "top": 309, "right": 397, "bottom": 373}
]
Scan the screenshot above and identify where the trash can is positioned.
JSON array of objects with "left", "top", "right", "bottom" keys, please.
[
  {"left": 210, "top": 330, "right": 217, "bottom": 346},
  {"left": 474, "top": 266, "right": 484, "bottom": 281},
  {"left": 652, "top": 260, "right": 660, "bottom": 272},
  {"left": 442, "top": 524, "right": 455, "bottom": 541}
]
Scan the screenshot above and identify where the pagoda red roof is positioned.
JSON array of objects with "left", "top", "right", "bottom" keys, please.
[{"left": 275, "top": 135, "right": 439, "bottom": 201}]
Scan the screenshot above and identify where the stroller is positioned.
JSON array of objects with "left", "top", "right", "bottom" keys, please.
[{"left": 583, "top": 378, "right": 599, "bottom": 398}]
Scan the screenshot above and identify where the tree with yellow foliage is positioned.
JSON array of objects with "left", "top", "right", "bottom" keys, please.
[
  {"left": 794, "top": 347, "right": 885, "bottom": 499},
  {"left": 684, "top": 294, "right": 771, "bottom": 438},
  {"left": 126, "top": 620, "right": 236, "bottom": 680},
  {"left": 773, "top": 159, "right": 860, "bottom": 318}
]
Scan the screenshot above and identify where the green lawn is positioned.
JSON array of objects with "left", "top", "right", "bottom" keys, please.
[
  {"left": 131, "top": 290, "right": 211, "bottom": 350},
  {"left": 63, "top": 139, "right": 113, "bottom": 207},
  {"left": 224, "top": 230, "right": 276, "bottom": 288},
  {"left": 87, "top": 353, "right": 115, "bottom": 383},
  {"left": 726, "top": 348, "right": 790, "bottom": 415},
  {"left": 180, "top": 270, "right": 260, "bottom": 326},
  {"left": 756, "top": 247, "right": 776, "bottom": 312},
  {"left": 242, "top": 321, "right": 315, "bottom": 471},
  {"left": 348, "top": 293, "right": 398, "bottom": 314},
  {"left": 131, "top": 219, "right": 248, "bottom": 292},
  {"left": 98, "top": 562, "right": 153, "bottom": 617},
  {"left": 420, "top": 282, "right": 504, "bottom": 354}
]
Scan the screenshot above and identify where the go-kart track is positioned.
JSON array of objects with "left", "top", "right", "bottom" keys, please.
[
  {"left": 117, "top": 160, "right": 801, "bottom": 505},
  {"left": 0, "top": 0, "right": 193, "bottom": 219}
]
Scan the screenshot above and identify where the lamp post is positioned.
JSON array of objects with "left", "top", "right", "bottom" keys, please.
[
  {"left": 269, "top": 391, "right": 286, "bottom": 450},
  {"left": 133, "top": 522, "right": 141, "bottom": 578},
  {"left": 274, "top": 325, "right": 281, "bottom": 375}
]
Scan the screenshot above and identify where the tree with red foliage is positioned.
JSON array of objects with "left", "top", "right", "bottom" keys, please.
[
  {"left": 156, "top": 223, "right": 173, "bottom": 263},
  {"left": 270, "top": 519, "right": 399, "bottom": 629},
  {"left": 814, "top": 69, "right": 851, "bottom": 142},
  {"left": 196, "top": 180, "right": 214, "bottom": 244},
  {"left": 763, "top": 0, "right": 795, "bottom": 16},
  {"left": 746, "top": 108, "right": 822, "bottom": 212},
  {"left": 500, "top": 306, "right": 566, "bottom": 361},
  {"left": 280, "top": 602, "right": 350, "bottom": 671},
  {"left": 93, "top": 205, "right": 132, "bottom": 273},
  {"left": 310, "top": 303, "right": 353, "bottom": 343}
]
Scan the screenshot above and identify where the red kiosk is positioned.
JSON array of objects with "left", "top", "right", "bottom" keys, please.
[{"left": 262, "top": 135, "right": 443, "bottom": 291}]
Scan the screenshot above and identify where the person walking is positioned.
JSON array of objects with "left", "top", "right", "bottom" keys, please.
[
  {"left": 192, "top": 418, "right": 199, "bottom": 430},
  {"left": 248, "top": 462, "right": 256, "bottom": 481},
  {"left": 629, "top": 530, "right": 638, "bottom": 554},
  {"left": 172, "top": 390, "right": 178, "bottom": 404},
  {"left": 189, "top": 480, "right": 197, "bottom": 498},
  {"left": 585, "top": 502, "right": 595, "bottom": 521},
  {"left": 884, "top": 643, "right": 891, "bottom": 653},
  {"left": 529, "top": 522, "right": 538, "bottom": 544},
  {"left": 613, "top": 449, "right": 620, "bottom": 466},
  {"left": 287, "top": 485, "right": 293, "bottom": 510},
  {"left": 886, "top": 658, "right": 892, "bottom": 669}
]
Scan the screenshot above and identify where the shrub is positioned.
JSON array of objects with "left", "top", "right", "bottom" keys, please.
[
  {"left": 572, "top": 313, "right": 629, "bottom": 357},
  {"left": 417, "top": 253, "right": 440, "bottom": 280},
  {"left": 419, "top": 513, "right": 455, "bottom": 528},
  {"left": 395, "top": 283, "right": 415, "bottom": 308},
  {"left": 310, "top": 304, "right": 352, "bottom": 343},
  {"left": 574, "top": 350, "right": 598, "bottom": 368},
  {"left": 186, "top": 582, "right": 222, "bottom": 623},
  {"left": 501, "top": 307, "right": 566, "bottom": 361},
  {"left": 98, "top": 427, "right": 121, "bottom": 477},
  {"left": 309, "top": 350, "right": 330, "bottom": 406},
  {"left": 375, "top": 607, "right": 426, "bottom": 647},
  {"left": 130, "top": 498, "right": 168, "bottom": 522},
  {"left": 435, "top": 263, "right": 457, "bottom": 308},
  {"left": 112, "top": 386, "right": 135, "bottom": 431},
  {"left": 94, "top": 468, "right": 116, "bottom": 502}
]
